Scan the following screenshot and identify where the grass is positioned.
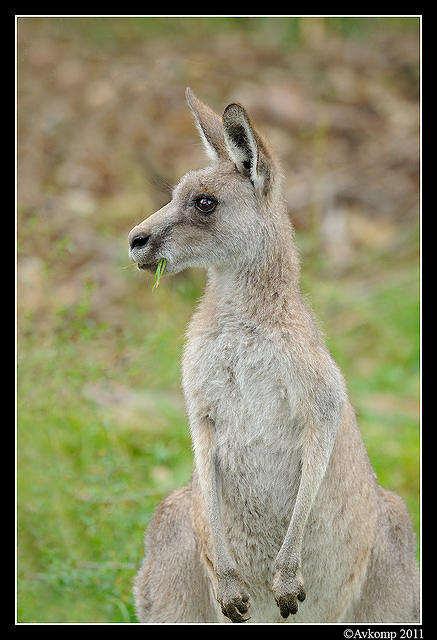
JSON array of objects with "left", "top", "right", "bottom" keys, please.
[
  {"left": 18, "top": 283, "right": 195, "bottom": 622},
  {"left": 152, "top": 258, "right": 167, "bottom": 290}
]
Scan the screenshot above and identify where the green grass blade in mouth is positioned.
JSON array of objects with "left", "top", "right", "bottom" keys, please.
[{"left": 152, "top": 258, "right": 167, "bottom": 290}]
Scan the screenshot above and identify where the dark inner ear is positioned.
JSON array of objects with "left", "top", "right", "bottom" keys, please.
[
  {"left": 223, "top": 102, "right": 274, "bottom": 194},
  {"left": 228, "top": 123, "right": 249, "bottom": 147},
  {"left": 226, "top": 122, "right": 255, "bottom": 176}
]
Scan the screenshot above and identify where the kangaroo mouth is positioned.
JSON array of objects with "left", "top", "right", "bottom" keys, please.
[
  {"left": 137, "top": 258, "right": 167, "bottom": 275},
  {"left": 137, "top": 261, "right": 158, "bottom": 273},
  {"left": 137, "top": 262, "right": 156, "bottom": 273}
]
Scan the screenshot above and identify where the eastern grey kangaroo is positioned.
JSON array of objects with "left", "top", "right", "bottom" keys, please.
[{"left": 129, "top": 88, "right": 419, "bottom": 623}]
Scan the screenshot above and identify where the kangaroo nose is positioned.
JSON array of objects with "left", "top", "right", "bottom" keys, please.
[{"left": 130, "top": 233, "right": 150, "bottom": 250}]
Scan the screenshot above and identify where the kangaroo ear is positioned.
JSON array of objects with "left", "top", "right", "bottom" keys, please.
[
  {"left": 185, "top": 87, "right": 226, "bottom": 163},
  {"left": 222, "top": 103, "right": 272, "bottom": 194}
]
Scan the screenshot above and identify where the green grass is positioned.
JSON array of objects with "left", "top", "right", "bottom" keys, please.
[{"left": 18, "top": 289, "right": 195, "bottom": 622}]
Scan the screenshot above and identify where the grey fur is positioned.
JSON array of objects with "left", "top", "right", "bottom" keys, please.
[{"left": 129, "top": 89, "right": 420, "bottom": 623}]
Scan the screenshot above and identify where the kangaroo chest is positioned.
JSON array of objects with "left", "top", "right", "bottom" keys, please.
[
  {"left": 183, "top": 319, "right": 297, "bottom": 438},
  {"left": 183, "top": 320, "right": 303, "bottom": 555}
]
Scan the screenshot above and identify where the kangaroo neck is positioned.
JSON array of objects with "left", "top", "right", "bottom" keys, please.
[{"left": 205, "top": 236, "right": 301, "bottom": 326}]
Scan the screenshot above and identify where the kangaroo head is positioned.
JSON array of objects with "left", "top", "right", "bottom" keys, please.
[{"left": 128, "top": 88, "right": 284, "bottom": 276}]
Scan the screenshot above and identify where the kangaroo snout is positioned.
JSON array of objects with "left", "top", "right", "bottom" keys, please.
[
  {"left": 128, "top": 202, "right": 175, "bottom": 267},
  {"left": 128, "top": 225, "right": 153, "bottom": 265}
]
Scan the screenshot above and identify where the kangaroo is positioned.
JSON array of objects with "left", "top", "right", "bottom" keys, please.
[{"left": 129, "top": 88, "right": 420, "bottom": 623}]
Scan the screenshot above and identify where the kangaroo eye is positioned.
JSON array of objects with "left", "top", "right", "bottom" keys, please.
[{"left": 194, "top": 196, "right": 217, "bottom": 214}]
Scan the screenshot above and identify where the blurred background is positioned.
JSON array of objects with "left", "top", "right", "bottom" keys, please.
[{"left": 17, "top": 17, "right": 420, "bottom": 622}]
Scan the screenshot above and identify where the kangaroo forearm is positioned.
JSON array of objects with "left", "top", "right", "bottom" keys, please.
[
  {"left": 276, "top": 420, "right": 338, "bottom": 570},
  {"left": 208, "top": 450, "right": 235, "bottom": 572},
  {"left": 191, "top": 416, "right": 235, "bottom": 573}
]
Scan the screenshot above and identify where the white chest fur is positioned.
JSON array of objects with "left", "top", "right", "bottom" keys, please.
[{"left": 182, "top": 316, "right": 303, "bottom": 578}]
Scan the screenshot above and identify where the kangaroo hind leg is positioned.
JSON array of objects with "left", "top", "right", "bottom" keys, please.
[
  {"left": 350, "top": 488, "right": 419, "bottom": 623},
  {"left": 134, "top": 482, "right": 220, "bottom": 623}
]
